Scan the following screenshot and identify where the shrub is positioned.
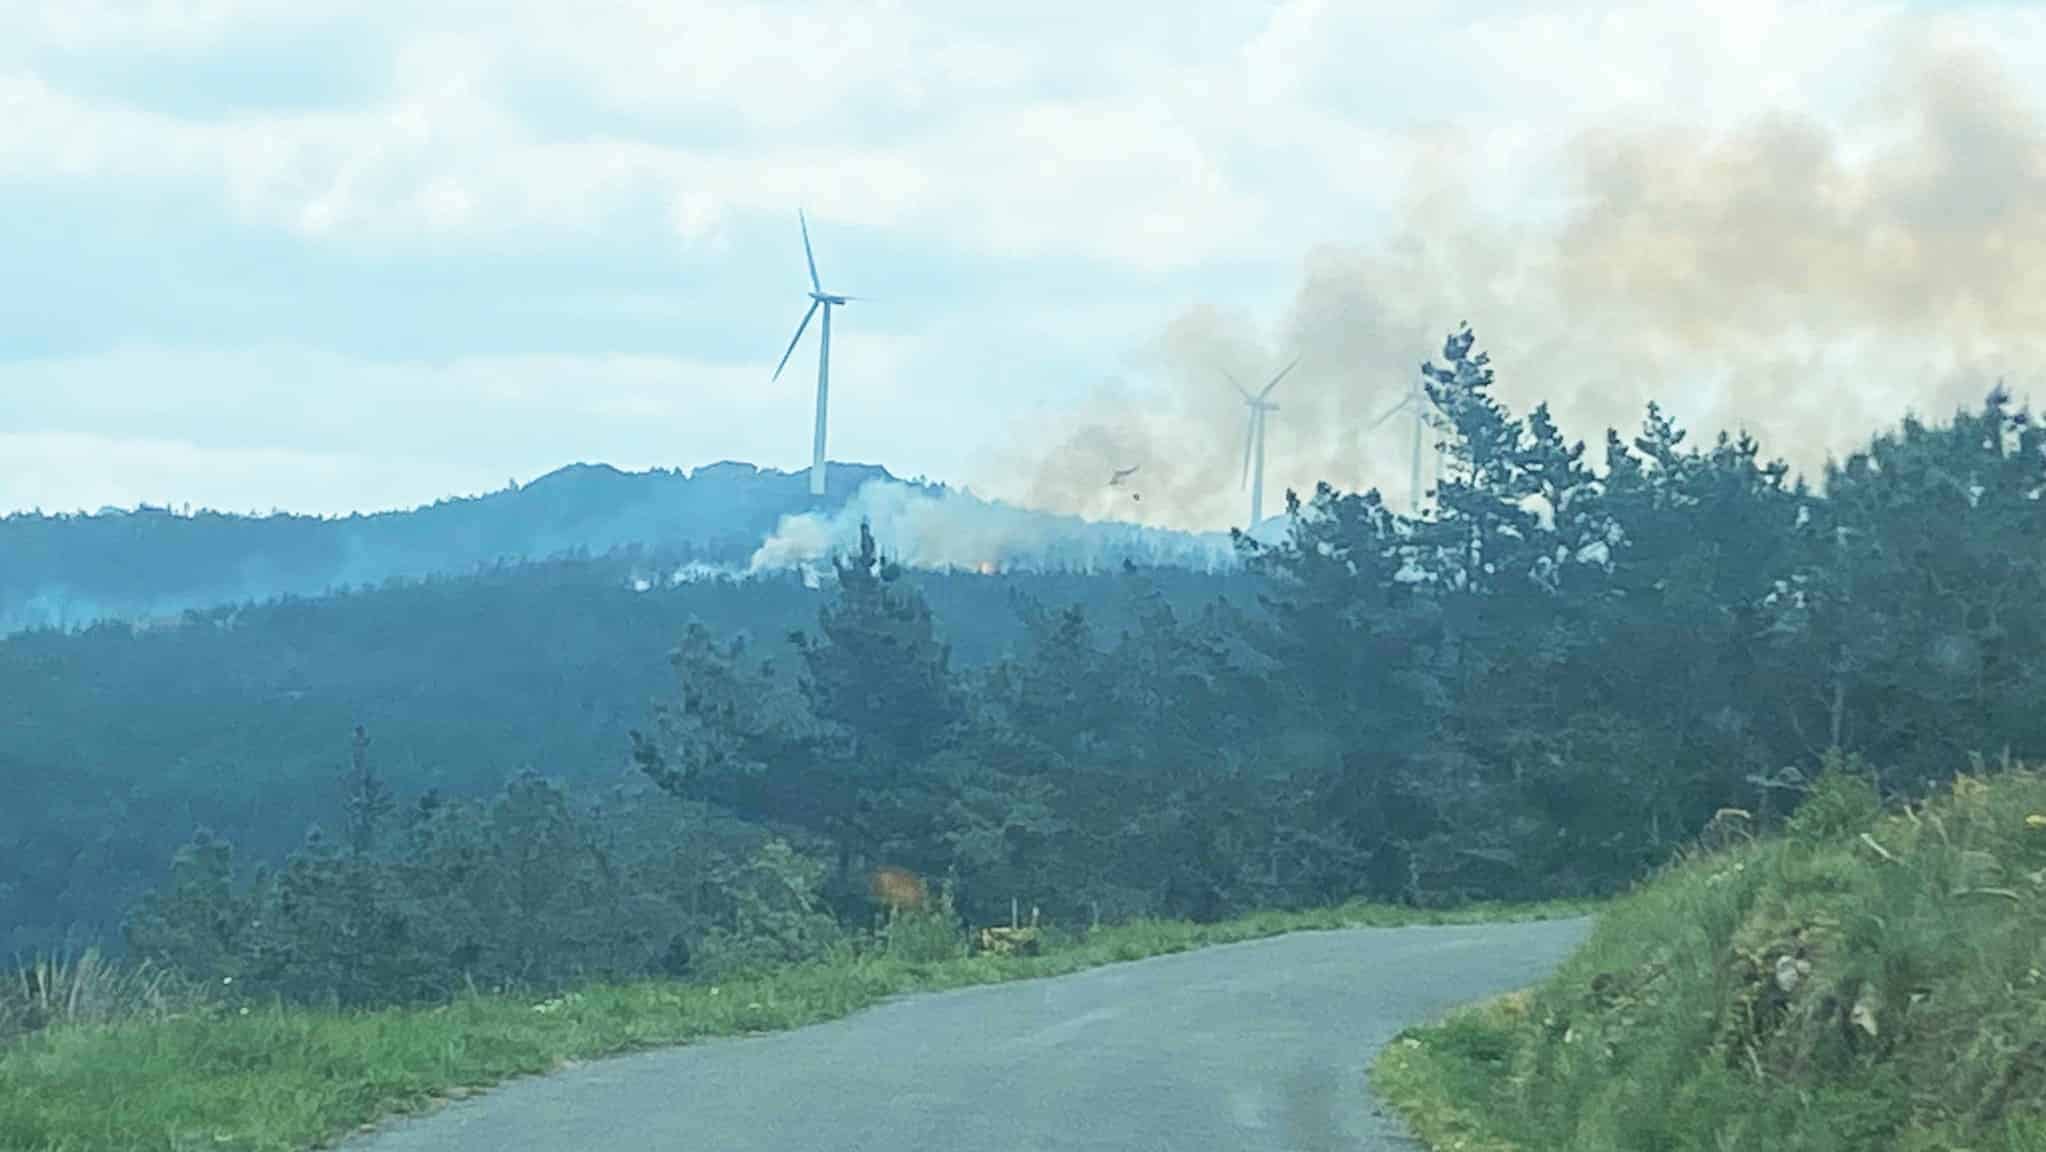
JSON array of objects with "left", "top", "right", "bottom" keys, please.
[
  {"left": 878, "top": 881, "right": 967, "bottom": 964},
  {"left": 1785, "top": 756, "right": 1882, "bottom": 844},
  {"left": 693, "top": 839, "right": 843, "bottom": 978}
]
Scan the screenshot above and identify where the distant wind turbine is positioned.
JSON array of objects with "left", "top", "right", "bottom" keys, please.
[
  {"left": 1367, "top": 372, "right": 1440, "bottom": 515},
  {"left": 1228, "top": 357, "right": 1298, "bottom": 527},
  {"left": 770, "top": 210, "right": 863, "bottom": 498}
]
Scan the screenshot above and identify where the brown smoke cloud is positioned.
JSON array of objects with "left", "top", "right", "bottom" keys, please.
[{"left": 1004, "top": 37, "right": 2046, "bottom": 532}]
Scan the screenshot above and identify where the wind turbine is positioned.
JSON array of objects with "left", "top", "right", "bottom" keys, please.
[
  {"left": 770, "top": 210, "right": 862, "bottom": 498},
  {"left": 1229, "top": 356, "right": 1298, "bottom": 527},
  {"left": 1367, "top": 372, "right": 1439, "bottom": 515}
]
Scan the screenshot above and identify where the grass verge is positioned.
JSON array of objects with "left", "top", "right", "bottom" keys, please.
[
  {"left": 0, "top": 898, "right": 1586, "bottom": 1151},
  {"left": 1372, "top": 766, "right": 2046, "bottom": 1152}
]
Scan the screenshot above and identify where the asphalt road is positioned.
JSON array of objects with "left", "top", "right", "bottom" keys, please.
[{"left": 345, "top": 918, "right": 1590, "bottom": 1152}]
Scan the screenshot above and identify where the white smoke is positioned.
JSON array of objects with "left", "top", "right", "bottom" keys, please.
[
  {"left": 747, "top": 479, "right": 1254, "bottom": 575},
  {"left": 1005, "top": 37, "right": 2046, "bottom": 529},
  {"left": 627, "top": 560, "right": 752, "bottom": 592},
  {"left": 668, "top": 561, "right": 740, "bottom": 585}
]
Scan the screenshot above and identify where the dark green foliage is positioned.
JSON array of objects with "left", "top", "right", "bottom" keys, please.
[
  {"left": 691, "top": 839, "right": 845, "bottom": 978},
  {"left": 38, "top": 322, "right": 2046, "bottom": 1015},
  {"left": 255, "top": 827, "right": 437, "bottom": 1005},
  {"left": 1772, "top": 388, "right": 2046, "bottom": 786},
  {"left": 795, "top": 523, "right": 965, "bottom": 888},
  {"left": 122, "top": 830, "right": 260, "bottom": 986},
  {"left": 0, "top": 550, "right": 1246, "bottom": 957},
  {"left": 341, "top": 726, "right": 393, "bottom": 856},
  {"left": 122, "top": 776, "right": 783, "bottom": 1006}
]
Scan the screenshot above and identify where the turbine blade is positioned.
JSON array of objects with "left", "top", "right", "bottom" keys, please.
[
  {"left": 800, "top": 209, "right": 821, "bottom": 294},
  {"left": 1259, "top": 356, "right": 1300, "bottom": 399},
  {"left": 772, "top": 300, "right": 821, "bottom": 382},
  {"left": 1242, "top": 416, "right": 1256, "bottom": 488},
  {"left": 1367, "top": 394, "right": 1412, "bottom": 431},
  {"left": 1222, "top": 368, "right": 1252, "bottom": 401}
]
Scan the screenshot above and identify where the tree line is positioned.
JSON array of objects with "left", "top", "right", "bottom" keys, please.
[
  {"left": 100, "top": 325, "right": 2046, "bottom": 1005},
  {"left": 0, "top": 549, "right": 1244, "bottom": 958},
  {"left": 0, "top": 460, "right": 904, "bottom": 634}
]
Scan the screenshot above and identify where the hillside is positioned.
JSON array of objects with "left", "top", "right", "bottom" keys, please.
[
  {"left": 1374, "top": 765, "right": 2046, "bottom": 1152},
  {"left": 0, "top": 551, "right": 1254, "bottom": 957},
  {"left": 0, "top": 460, "right": 903, "bottom": 634},
  {"left": 0, "top": 459, "right": 1256, "bottom": 636}
]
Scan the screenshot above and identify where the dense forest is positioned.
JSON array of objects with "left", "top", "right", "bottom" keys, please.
[
  {"left": 19, "top": 324, "right": 2046, "bottom": 1011},
  {"left": 0, "top": 554, "right": 1251, "bottom": 957}
]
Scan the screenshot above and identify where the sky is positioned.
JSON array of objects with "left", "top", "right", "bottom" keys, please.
[{"left": 3, "top": 1, "right": 2043, "bottom": 530}]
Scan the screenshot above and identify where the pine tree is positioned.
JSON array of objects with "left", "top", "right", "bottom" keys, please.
[
  {"left": 789, "top": 521, "right": 963, "bottom": 896},
  {"left": 342, "top": 725, "right": 393, "bottom": 856}
]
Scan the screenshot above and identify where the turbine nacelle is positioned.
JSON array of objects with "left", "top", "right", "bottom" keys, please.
[
  {"left": 1366, "top": 376, "right": 1442, "bottom": 515},
  {"left": 1227, "top": 356, "right": 1300, "bottom": 523}
]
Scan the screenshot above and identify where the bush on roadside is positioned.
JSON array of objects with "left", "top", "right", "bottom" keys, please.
[
  {"left": 692, "top": 839, "right": 846, "bottom": 979},
  {"left": 876, "top": 881, "right": 968, "bottom": 965},
  {"left": 1783, "top": 752, "right": 1883, "bottom": 845}
]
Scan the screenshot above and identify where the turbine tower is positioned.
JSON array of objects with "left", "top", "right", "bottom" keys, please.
[
  {"left": 1367, "top": 372, "right": 1439, "bottom": 515},
  {"left": 1229, "top": 356, "right": 1298, "bottom": 528},
  {"left": 771, "top": 210, "right": 861, "bottom": 498}
]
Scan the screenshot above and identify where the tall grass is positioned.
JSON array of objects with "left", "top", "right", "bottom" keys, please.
[
  {"left": 1374, "top": 764, "right": 2046, "bottom": 1152},
  {"left": 1, "top": 948, "right": 192, "bottom": 1043}
]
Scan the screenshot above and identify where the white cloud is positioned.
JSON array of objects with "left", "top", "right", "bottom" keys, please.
[
  {"left": 0, "top": 431, "right": 415, "bottom": 516},
  {"left": 0, "top": 336, "right": 930, "bottom": 513},
  {"left": 12, "top": 7, "right": 2021, "bottom": 259},
  {"left": 1243, "top": 0, "right": 1328, "bottom": 109},
  {"left": 25, "top": 1, "right": 1985, "bottom": 263},
  {"left": 0, "top": 0, "right": 294, "bottom": 55},
  {"left": 5, "top": 1, "right": 2046, "bottom": 521}
]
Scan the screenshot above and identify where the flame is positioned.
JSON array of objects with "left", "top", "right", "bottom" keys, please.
[
  {"left": 868, "top": 866, "right": 927, "bottom": 912},
  {"left": 976, "top": 561, "right": 997, "bottom": 576}
]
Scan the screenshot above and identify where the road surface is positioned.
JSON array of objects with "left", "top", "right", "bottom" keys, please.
[{"left": 345, "top": 918, "right": 1589, "bottom": 1152}]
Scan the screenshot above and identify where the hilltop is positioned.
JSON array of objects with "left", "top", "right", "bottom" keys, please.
[
  {"left": 0, "top": 461, "right": 1254, "bottom": 635},
  {"left": 0, "top": 460, "right": 903, "bottom": 633}
]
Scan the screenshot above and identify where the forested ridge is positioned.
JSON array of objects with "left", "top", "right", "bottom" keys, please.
[
  {"left": 0, "top": 460, "right": 906, "bottom": 635},
  {"left": 13, "top": 325, "right": 2046, "bottom": 1012}
]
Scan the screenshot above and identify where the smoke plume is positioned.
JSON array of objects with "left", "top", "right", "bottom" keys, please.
[
  {"left": 748, "top": 478, "right": 1247, "bottom": 575},
  {"left": 1004, "top": 37, "right": 2046, "bottom": 531}
]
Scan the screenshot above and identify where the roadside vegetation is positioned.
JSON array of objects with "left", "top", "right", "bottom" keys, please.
[
  {"left": 0, "top": 896, "right": 1585, "bottom": 1152},
  {"left": 1374, "top": 762, "right": 2046, "bottom": 1152}
]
